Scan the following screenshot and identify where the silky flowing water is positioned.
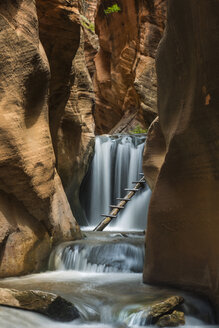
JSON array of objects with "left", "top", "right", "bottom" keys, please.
[
  {"left": 0, "top": 136, "right": 217, "bottom": 327},
  {"left": 0, "top": 232, "right": 216, "bottom": 327},
  {"left": 80, "top": 135, "right": 151, "bottom": 230}
]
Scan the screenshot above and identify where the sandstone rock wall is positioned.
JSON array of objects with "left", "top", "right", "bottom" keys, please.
[
  {"left": 143, "top": 0, "right": 219, "bottom": 315},
  {"left": 36, "top": 0, "right": 96, "bottom": 221},
  {"left": 94, "top": 0, "right": 166, "bottom": 134},
  {"left": 0, "top": 0, "right": 81, "bottom": 277}
]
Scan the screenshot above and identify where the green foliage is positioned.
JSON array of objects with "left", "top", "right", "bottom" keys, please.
[
  {"left": 104, "top": 4, "right": 121, "bottom": 14},
  {"left": 129, "top": 125, "right": 148, "bottom": 134},
  {"left": 80, "top": 15, "right": 95, "bottom": 32},
  {"left": 81, "top": 21, "right": 95, "bottom": 32}
]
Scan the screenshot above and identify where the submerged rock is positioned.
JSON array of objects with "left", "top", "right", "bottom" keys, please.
[
  {"left": 0, "top": 288, "right": 79, "bottom": 322},
  {"left": 146, "top": 296, "right": 184, "bottom": 324},
  {"left": 157, "top": 310, "right": 185, "bottom": 327}
]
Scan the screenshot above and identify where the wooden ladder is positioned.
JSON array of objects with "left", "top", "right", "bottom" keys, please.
[{"left": 93, "top": 174, "right": 146, "bottom": 231}]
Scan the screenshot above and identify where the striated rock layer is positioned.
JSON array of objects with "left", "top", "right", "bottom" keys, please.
[
  {"left": 0, "top": 0, "right": 81, "bottom": 277},
  {"left": 94, "top": 0, "right": 166, "bottom": 134},
  {"left": 36, "top": 0, "right": 96, "bottom": 221},
  {"left": 143, "top": 0, "right": 219, "bottom": 316}
]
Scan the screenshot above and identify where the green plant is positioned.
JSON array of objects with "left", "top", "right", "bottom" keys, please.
[
  {"left": 129, "top": 125, "right": 148, "bottom": 134},
  {"left": 104, "top": 4, "right": 121, "bottom": 14},
  {"left": 82, "top": 21, "right": 95, "bottom": 32},
  {"left": 80, "top": 15, "right": 95, "bottom": 32}
]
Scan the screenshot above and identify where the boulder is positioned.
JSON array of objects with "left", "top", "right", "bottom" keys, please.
[
  {"left": 146, "top": 296, "right": 184, "bottom": 324},
  {"left": 0, "top": 288, "right": 79, "bottom": 322},
  {"left": 157, "top": 311, "right": 185, "bottom": 327}
]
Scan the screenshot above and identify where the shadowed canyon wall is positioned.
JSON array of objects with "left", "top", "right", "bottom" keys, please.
[
  {"left": 36, "top": 0, "right": 97, "bottom": 221},
  {"left": 94, "top": 0, "right": 166, "bottom": 134},
  {"left": 143, "top": 0, "right": 219, "bottom": 315},
  {"left": 0, "top": 0, "right": 82, "bottom": 277}
]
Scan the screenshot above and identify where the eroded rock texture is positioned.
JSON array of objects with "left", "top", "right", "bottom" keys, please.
[
  {"left": 36, "top": 0, "right": 96, "bottom": 221},
  {"left": 143, "top": 0, "right": 219, "bottom": 315},
  {"left": 0, "top": 288, "right": 79, "bottom": 321},
  {"left": 94, "top": 0, "right": 166, "bottom": 134},
  {"left": 0, "top": 0, "right": 81, "bottom": 277}
]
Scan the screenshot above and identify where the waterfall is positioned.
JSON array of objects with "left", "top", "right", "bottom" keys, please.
[
  {"left": 80, "top": 134, "right": 151, "bottom": 230},
  {"left": 0, "top": 135, "right": 215, "bottom": 328},
  {"left": 49, "top": 232, "right": 145, "bottom": 273}
]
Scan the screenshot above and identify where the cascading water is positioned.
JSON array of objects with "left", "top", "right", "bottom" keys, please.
[
  {"left": 49, "top": 232, "right": 145, "bottom": 273},
  {"left": 0, "top": 134, "right": 216, "bottom": 328},
  {"left": 80, "top": 135, "right": 151, "bottom": 230},
  {"left": 0, "top": 232, "right": 216, "bottom": 328}
]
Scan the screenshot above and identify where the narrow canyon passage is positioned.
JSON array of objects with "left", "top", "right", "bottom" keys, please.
[
  {"left": 0, "top": 0, "right": 218, "bottom": 327},
  {"left": 0, "top": 134, "right": 217, "bottom": 327}
]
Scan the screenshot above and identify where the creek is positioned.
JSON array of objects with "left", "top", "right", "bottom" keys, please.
[{"left": 0, "top": 135, "right": 217, "bottom": 327}]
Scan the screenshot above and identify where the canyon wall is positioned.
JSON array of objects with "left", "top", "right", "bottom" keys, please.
[
  {"left": 94, "top": 0, "right": 166, "bottom": 134},
  {"left": 0, "top": 0, "right": 81, "bottom": 277},
  {"left": 143, "top": 0, "right": 219, "bottom": 315},
  {"left": 36, "top": 0, "right": 96, "bottom": 221}
]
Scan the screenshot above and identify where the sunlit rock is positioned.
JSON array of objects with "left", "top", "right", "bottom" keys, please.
[{"left": 0, "top": 0, "right": 80, "bottom": 278}]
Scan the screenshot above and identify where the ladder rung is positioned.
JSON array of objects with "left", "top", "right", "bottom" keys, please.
[
  {"left": 116, "top": 198, "right": 131, "bottom": 201},
  {"left": 101, "top": 214, "right": 117, "bottom": 218},
  {"left": 109, "top": 205, "right": 125, "bottom": 209},
  {"left": 124, "top": 188, "right": 140, "bottom": 192}
]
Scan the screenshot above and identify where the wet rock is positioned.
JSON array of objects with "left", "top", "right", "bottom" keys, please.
[
  {"left": 157, "top": 310, "right": 185, "bottom": 327},
  {"left": 0, "top": 288, "right": 79, "bottom": 322},
  {"left": 146, "top": 296, "right": 184, "bottom": 324}
]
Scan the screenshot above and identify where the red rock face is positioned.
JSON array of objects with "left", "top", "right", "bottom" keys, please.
[
  {"left": 0, "top": 0, "right": 81, "bottom": 277},
  {"left": 79, "top": 0, "right": 99, "bottom": 78},
  {"left": 94, "top": 0, "right": 166, "bottom": 134},
  {"left": 143, "top": 0, "right": 219, "bottom": 315},
  {"left": 36, "top": 0, "right": 96, "bottom": 222}
]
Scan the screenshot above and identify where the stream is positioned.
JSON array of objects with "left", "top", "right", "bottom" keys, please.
[
  {"left": 0, "top": 135, "right": 217, "bottom": 327},
  {"left": 0, "top": 231, "right": 216, "bottom": 327}
]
